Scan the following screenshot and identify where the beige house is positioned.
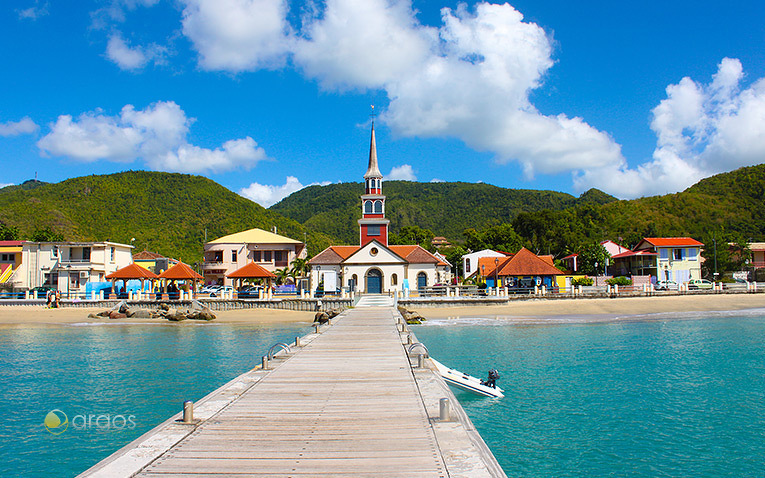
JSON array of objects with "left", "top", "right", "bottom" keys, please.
[
  {"left": 14, "top": 241, "right": 134, "bottom": 293},
  {"left": 202, "top": 228, "right": 307, "bottom": 286}
]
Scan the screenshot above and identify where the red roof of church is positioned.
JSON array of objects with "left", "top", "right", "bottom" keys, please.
[
  {"left": 106, "top": 263, "right": 159, "bottom": 280},
  {"left": 309, "top": 243, "right": 446, "bottom": 266},
  {"left": 226, "top": 262, "right": 276, "bottom": 278},
  {"left": 159, "top": 261, "right": 203, "bottom": 280}
]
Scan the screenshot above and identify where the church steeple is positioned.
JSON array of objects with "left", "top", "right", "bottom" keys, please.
[
  {"left": 358, "top": 121, "right": 389, "bottom": 247},
  {"left": 364, "top": 122, "right": 382, "bottom": 179}
]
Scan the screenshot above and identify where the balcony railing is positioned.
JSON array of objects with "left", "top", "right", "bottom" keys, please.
[{"left": 202, "top": 261, "right": 225, "bottom": 269}]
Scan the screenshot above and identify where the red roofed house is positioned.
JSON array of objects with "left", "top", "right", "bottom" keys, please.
[
  {"left": 475, "top": 247, "right": 564, "bottom": 290},
  {"left": 308, "top": 123, "right": 450, "bottom": 294},
  {"left": 612, "top": 237, "right": 703, "bottom": 283}
]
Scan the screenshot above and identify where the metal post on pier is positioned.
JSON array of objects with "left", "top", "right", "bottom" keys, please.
[
  {"left": 262, "top": 356, "right": 269, "bottom": 370},
  {"left": 295, "top": 336, "right": 301, "bottom": 347},
  {"left": 439, "top": 398, "right": 451, "bottom": 421},
  {"left": 182, "top": 400, "right": 193, "bottom": 424},
  {"left": 417, "top": 354, "right": 425, "bottom": 368}
]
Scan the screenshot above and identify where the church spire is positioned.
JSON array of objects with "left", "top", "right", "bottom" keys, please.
[{"left": 364, "top": 121, "right": 382, "bottom": 179}]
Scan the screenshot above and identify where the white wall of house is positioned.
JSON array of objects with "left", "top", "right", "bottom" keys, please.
[
  {"left": 16, "top": 242, "right": 133, "bottom": 291},
  {"left": 656, "top": 246, "right": 702, "bottom": 282},
  {"left": 462, "top": 249, "right": 506, "bottom": 277}
]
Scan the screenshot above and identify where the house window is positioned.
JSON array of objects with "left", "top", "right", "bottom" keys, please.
[
  {"left": 687, "top": 248, "right": 698, "bottom": 261},
  {"left": 275, "top": 251, "right": 283, "bottom": 262},
  {"left": 82, "top": 247, "right": 91, "bottom": 261},
  {"left": 253, "top": 251, "right": 262, "bottom": 262},
  {"left": 110, "top": 247, "right": 115, "bottom": 262},
  {"left": 52, "top": 247, "right": 58, "bottom": 258},
  {"left": 213, "top": 251, "right": 223, "bottom": 262},
  {"left": 673, "top": 248, "right": 684, "bottom": 260},
  {"left": 232, "top": 251, "right": 237, "bottom": 262},
  {"left": 659, "top": 249, "right": 669, "bottom": 261},
  {"left": 465, "top": 258, "right": 471, "bottom": 272},
  {"left": 264, "top": 251, "right": 272, "bottom": 262},
  {"left": 368, "top": 225, "right": 380, "bottom": 236}
]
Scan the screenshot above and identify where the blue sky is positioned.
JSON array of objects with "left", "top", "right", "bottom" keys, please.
[{"left": 2, "top": 0, "right": 765, "bottom": 206}]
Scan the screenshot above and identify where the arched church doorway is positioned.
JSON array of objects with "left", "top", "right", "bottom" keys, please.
[
  {"left": 366, "top": 269, "right": 383, "bottom": 294},
  {"left": 417, "top": 272, "right": 427, "bottom": 290}
]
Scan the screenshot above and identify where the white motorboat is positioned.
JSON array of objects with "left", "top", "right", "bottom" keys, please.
[{"left": 431, "top": 358, "right": 505, "bottom": 398}]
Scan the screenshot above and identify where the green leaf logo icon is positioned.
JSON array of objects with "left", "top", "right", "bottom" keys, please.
[{"left": 44, "top": 409, "right": 68, "bottom": 435}]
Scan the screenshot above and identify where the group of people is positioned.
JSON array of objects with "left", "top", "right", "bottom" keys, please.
[{"left": 45, "top": 289, "right": 60, "bottom": 308}]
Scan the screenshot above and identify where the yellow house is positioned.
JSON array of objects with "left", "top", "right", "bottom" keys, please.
[{"left": 0, "top": 241, "right": 23, "bottom": 284}]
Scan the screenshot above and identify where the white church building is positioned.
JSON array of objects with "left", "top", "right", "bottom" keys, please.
[{"left": 309, "top": 123, "right": 450, "bottom": 294}]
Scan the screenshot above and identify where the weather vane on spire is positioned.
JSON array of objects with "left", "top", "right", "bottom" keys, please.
[{"left": 370, "top": 104, "right": 376, "bottom": 125}]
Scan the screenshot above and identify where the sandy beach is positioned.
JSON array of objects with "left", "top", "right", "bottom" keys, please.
[
  {"left": 1, "top": 294, "right": 765, "bottom": 326},
  {"left": 0, "top": 306, "right": 316, "bottom": 326},
  {"left": 418, "top": 294, "right": 765, "bottom": 321}
]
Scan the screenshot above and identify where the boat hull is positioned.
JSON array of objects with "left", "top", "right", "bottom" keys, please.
[{"left": 431, "top": 358, "right": 505, "bottom": 398}]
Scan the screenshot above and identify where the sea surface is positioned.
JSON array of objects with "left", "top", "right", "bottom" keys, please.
[
  {"left": 414, "top": 310, "right": 765, "bottom": 477},
  {"left": 2, "top": 311, "right": 765, "bottom": 477},
  {"left": 0, "top": 320, "right": 310, "bottom": 477}
]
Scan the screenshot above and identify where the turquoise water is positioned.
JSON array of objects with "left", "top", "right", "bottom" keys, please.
[
  {"left": 0, "top": 320, "right": 309, "bottom": 477},
  {"left": 3, "top": 313, "right": 765, "bottom": 477},
  {"left": 414, "top": 313, "right": 765, "bottom": 477}
]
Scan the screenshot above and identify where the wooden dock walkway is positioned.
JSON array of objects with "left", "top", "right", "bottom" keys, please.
[{"left": 81, "top": 304, "right": 505, "bottom": 477}]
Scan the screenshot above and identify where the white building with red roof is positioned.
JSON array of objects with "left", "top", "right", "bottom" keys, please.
[
  {"left": 612, "top": 237, "right": 704, "bottom": 283},
  {"left": 309, "top": 123, "right": 450, "bottom": 294}
]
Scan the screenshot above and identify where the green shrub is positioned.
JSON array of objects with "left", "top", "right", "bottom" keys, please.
[
  {"left": 606, "top": 276, "right": 632, "bottom": 286},
  {"left": 571, "top": 277, "right": 593, "bottom": 286}
]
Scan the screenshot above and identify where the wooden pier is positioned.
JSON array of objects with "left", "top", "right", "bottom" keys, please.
[{"left": 80, "top": 301, "right": 506, "bottom": 477}]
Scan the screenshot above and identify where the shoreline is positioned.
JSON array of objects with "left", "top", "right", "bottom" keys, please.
[
  {"left": 1, "top": 294, "right": 764, "bottom": 326},
  {"left": 416, "top": 294, "right": 765, "bottom": 321}
]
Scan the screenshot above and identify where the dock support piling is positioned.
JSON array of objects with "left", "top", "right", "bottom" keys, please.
[
  {"left": 439, "top": 398, "right": 450, "bottom": 421},
  {"left": 183, "top": 400, "right": 193, "bottom": 423}
]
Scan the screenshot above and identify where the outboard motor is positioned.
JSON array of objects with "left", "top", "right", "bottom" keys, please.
[{"left": 482, "top": 369, "right": 500, "bottom": 388}]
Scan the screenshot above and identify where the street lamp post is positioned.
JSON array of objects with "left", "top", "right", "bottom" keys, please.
[
  {"left": 494, "top": 257, "right": 499, "bottom": 292},
  {"left": 594, "top": 262, "right": 598, "bottom": 287}
]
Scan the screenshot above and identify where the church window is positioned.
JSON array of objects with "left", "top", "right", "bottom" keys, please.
[
  {"left": 370, "top": 247, "right": 379, "bottom": 256},
  {"left": 368, "top": 225, "right": 380, "bottom": 236},
  {"left": 373, "top": 200, "right": 383, "bottom": 213},
  {"left": 391, "top": 273, "right": 398, "bottom": 285},
  {"left": 364, "top": 200, "right": 373, "bottom": 214}
]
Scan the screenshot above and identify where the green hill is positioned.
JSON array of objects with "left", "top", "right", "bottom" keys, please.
[
  {"left": 269, "top": 181, "right": 617, "bottom": 244},
  {"left": 0, "top": 171, "right": 332, "bottom": 263}
]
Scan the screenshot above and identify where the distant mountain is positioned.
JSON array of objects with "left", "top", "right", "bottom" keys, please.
[
  {"left": 269, "top": 181, "right": 617, "bottom": 244},
  {"left": 0, "top": 171, "right": 332, "bottom": 263}
]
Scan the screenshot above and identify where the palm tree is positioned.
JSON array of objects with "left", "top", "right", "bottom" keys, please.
[
  {"left": 291, "top": 258, "right": 310, "bottom": 279},
  {"left": 274, "top": 267, "right": 290, "bottom": 286}
]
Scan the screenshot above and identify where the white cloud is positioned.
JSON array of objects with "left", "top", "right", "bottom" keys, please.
[
  {"left": 430, "top": 178, "right": 445, "bottom": 183},
  {"left": 294, "top": 0, "right": 433, "bottom": 90},
  {"left": 0, "top": 117, "right": 38, "bottom": 136},
  {"left": 575, "top": 58, "right": 765, "bottom": 197},
  {"left": 180, "top": 0, "right": 291, "bottom": 72},
  {"left": 106, "top": 34, "right": 154, "bottom": 70},
  {"left": 239, "top": 176, "right": 305, "bottom": 207},
  {"left": 385, "top": 164, "right": 416, "bottom": 181},
  {"left": 18, "top": 2, "right": 49, "bottom": 20},
  {"left": 177, "top": 0, "right": 625, "bottom": 185},
  {"left": 0, "top": 183, "right": 13, "bottom": 189},
  {"left": 37, "top": 101, "right": 266, "bottom": 174}
]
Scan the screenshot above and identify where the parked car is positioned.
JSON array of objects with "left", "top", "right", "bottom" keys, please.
[
  {"left": 200, "top": 285, "right": 222, "bottom": 295},
  {"left": 655, "top": 280, "right": 678, "bottom": 291},
  {"left": 30, "top": 285, "right": 56, "bottom": 299},
  {"left": 687, "top": 279, "right": 713, "bottom": 290},
  {"left": 238, "top": 286, "right": 262, "bottom": 298},
  {"left": 209, "top": 286, "right": 234, "bottom": 297}
]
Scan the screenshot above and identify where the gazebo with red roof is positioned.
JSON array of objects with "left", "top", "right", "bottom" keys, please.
[
  {"left": 226, "top": 262, "right": 277, "bottom": 290},
  {"left": 158, "top": 261, "right": 204, "bottom": 292},
  {"left": 105, "top": 263, "right": 159, "bottom": 295}
]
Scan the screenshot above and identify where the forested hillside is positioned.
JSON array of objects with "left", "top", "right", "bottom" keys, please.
[
  {"left": 270, "top": 181, "right": 617, "bottom": 244},
  {"left": 0, "top": 171, "right": 332, "bottom": 263}
]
